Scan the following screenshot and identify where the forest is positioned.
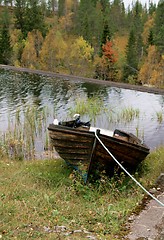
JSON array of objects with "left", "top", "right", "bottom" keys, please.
[{"left": 0, "top": 0, "right": 163, "bottom": 88}]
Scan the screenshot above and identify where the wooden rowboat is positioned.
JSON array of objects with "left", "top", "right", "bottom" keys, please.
[{"left": 48, "top": 118, "right": 150, "bottom": 181}]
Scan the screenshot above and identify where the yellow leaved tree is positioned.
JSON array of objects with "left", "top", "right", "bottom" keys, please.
[
  {"left": 39, "top": 29, "right": 67, "bottom": 72},
  {"left": 65, "top": 36, "right": 94, "bottom": 77},
  {"left": 58, "top": 12, "right": 74, "bottom": 33},
  {"left": 142, "top": 15, "right": 155, "bottom": 45},
  {"left": 10, "top": 29, "right": 25, "bottom": 67},
  {"left": 138, "top": 45, "right": 164, "bottom": 87},
  {"left": 21, "top": 30, "right": 43, "bottom": 69},
  {"left": 58, "top": 0, "right": 78, "bottom": 32}
]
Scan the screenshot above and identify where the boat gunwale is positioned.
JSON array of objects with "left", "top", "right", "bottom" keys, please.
[{"left": 48, "top": 124, "right": 150, "bottom": 154}]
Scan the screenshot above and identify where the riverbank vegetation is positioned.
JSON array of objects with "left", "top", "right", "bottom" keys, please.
[
  {"left": 1, "top": 100, "right": 163, "bottom": 161},
  {"left": 0, "top": 145, "right": 164, "bottom": 239},
  {"left": 0, "top": 0, "right": 163, "bottom": 88}
]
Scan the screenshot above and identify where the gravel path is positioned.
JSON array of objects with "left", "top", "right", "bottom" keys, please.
[{"left": 125, "top": 174, "right": 164, "bottom": 240}]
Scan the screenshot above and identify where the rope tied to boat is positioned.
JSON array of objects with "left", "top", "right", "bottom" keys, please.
[{"left": 95, "top": 131, "right": 164, "bottom": 207}]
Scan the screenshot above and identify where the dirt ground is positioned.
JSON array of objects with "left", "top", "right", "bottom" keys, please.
[{"left": 124, "top": 174, "right": 164, "bottom": 240}]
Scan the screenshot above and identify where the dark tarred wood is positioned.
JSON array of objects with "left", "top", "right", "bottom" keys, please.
[{"left": 48, "top": 124, "right": 150, "bottom": 177}]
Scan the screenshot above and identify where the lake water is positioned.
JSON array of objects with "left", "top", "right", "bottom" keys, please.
[{"left": 0, "top": 69, "right": 164, "bottom": 158}]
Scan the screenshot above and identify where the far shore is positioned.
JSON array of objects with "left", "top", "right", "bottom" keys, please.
[{"left": 0, "top": 64, "right": 164, "bottom": 95}]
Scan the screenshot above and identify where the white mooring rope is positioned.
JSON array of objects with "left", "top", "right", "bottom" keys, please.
[{"left": 95, "top": 131, "right": 164, "bottom": 207}]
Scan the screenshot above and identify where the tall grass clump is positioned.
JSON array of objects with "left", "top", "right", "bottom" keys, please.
[
  {"left": 120, "top": 107, "right": 140, "bottom": 122},
  {"left": 107, "top": 106, "right": 140, "bottom": 124},
  {"left": 69, "top": 97, "right": 106, "bottom": 122},
  {"left": 139, "top": 146, "right": 164, "bottom": 186},
  {"left": 1, "top": 106, "right": 52, "bottom": 161}
]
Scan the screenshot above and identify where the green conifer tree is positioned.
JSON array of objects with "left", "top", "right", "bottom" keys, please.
[
  {"left": 123, "top": 1, "right": 146, "bottom": 81},
  {"left": 148, "top": 29, "right": 154, "bottom": 45},
  {"left": 75, "top": 0, "right": 103, "bottom": 47},
  {"left": 58, "top": 0, "right": 65, "bottom": 17},
  {"left": 15, "top": 0, "right": 47, "bottom": 38},
  {"left": 14, "top": 0, "right": 27, "bottom": 37},
  {"left": 25, "top": 0, "right": 47, "bottom": 37},
  {"left": 123, "top": 28, "right": 138, "bottom": 80},
  {"left": 0, "top": 8, "right": 12, "bottom": 64},
  {"left": 153, "top": 0, "right": 164, "bottom": 54},
  {"left": 99, "top": 22, "right": 112, "bottom": 56},
  {"left": 109, "top": 0, "right": 126, "bottom": 33}
]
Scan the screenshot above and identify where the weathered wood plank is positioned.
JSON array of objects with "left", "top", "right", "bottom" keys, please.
[{"left": 48, "top": 123, "right": 150, "bottom": 178}]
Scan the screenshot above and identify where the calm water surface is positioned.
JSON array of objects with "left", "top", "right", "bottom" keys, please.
[{"left": 0, "top": 69, "right": 164, "bottom": 156}]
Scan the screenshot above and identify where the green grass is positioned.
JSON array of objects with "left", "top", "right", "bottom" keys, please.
[
  {"left": 120, "top": 107, "right": 140, "bottom": 122},
  {"left": 69, "top": 97, "right": 106, "bottom": 122},
  {"left": 0, "top": 146, "right": 164, "bottom": 239},
  {"left": 107, "top": 107, "right": 140, "bottom": 124}
]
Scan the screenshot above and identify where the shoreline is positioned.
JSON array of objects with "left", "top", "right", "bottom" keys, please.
[{"left": 0, "top": 64, "right": 164, "bottom": 95}]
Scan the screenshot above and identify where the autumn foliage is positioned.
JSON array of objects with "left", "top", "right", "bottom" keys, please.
[
  {"left": 138, "top": 45, "right": 164, "bottom": 87},
  {"left": 102, "top": 41, "right": 118, "bottom": 63},
  {"left": 0, "top": 0, "right": 163, "bottom": 88},
  {"left": 95, "top": 41, "right": 118, "bottom": 81}
]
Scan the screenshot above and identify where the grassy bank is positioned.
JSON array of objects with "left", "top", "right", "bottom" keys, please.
[{"left": 0, "top": 147, "right": 164, "bottom": 239}]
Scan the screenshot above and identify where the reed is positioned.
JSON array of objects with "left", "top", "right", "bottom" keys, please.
[
  {"left": 69, "top": 97, "right": 106, "bottom": 122},
  {"left": 120, "top": 107, "right": 140, "bottom": 122},
  {"left": 156, "top": 111, "right": 163, "bottom": 124},
  {"left": 1, "top": 106, "right": 52, "bottom": 161},
  {"left": 107, "top": 107, "right": 140, "bottom": 123}
]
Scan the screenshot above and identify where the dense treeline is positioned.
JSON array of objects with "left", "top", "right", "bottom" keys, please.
[{"left": 0, "top": 0, "right": 163, "bottom": 87}]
